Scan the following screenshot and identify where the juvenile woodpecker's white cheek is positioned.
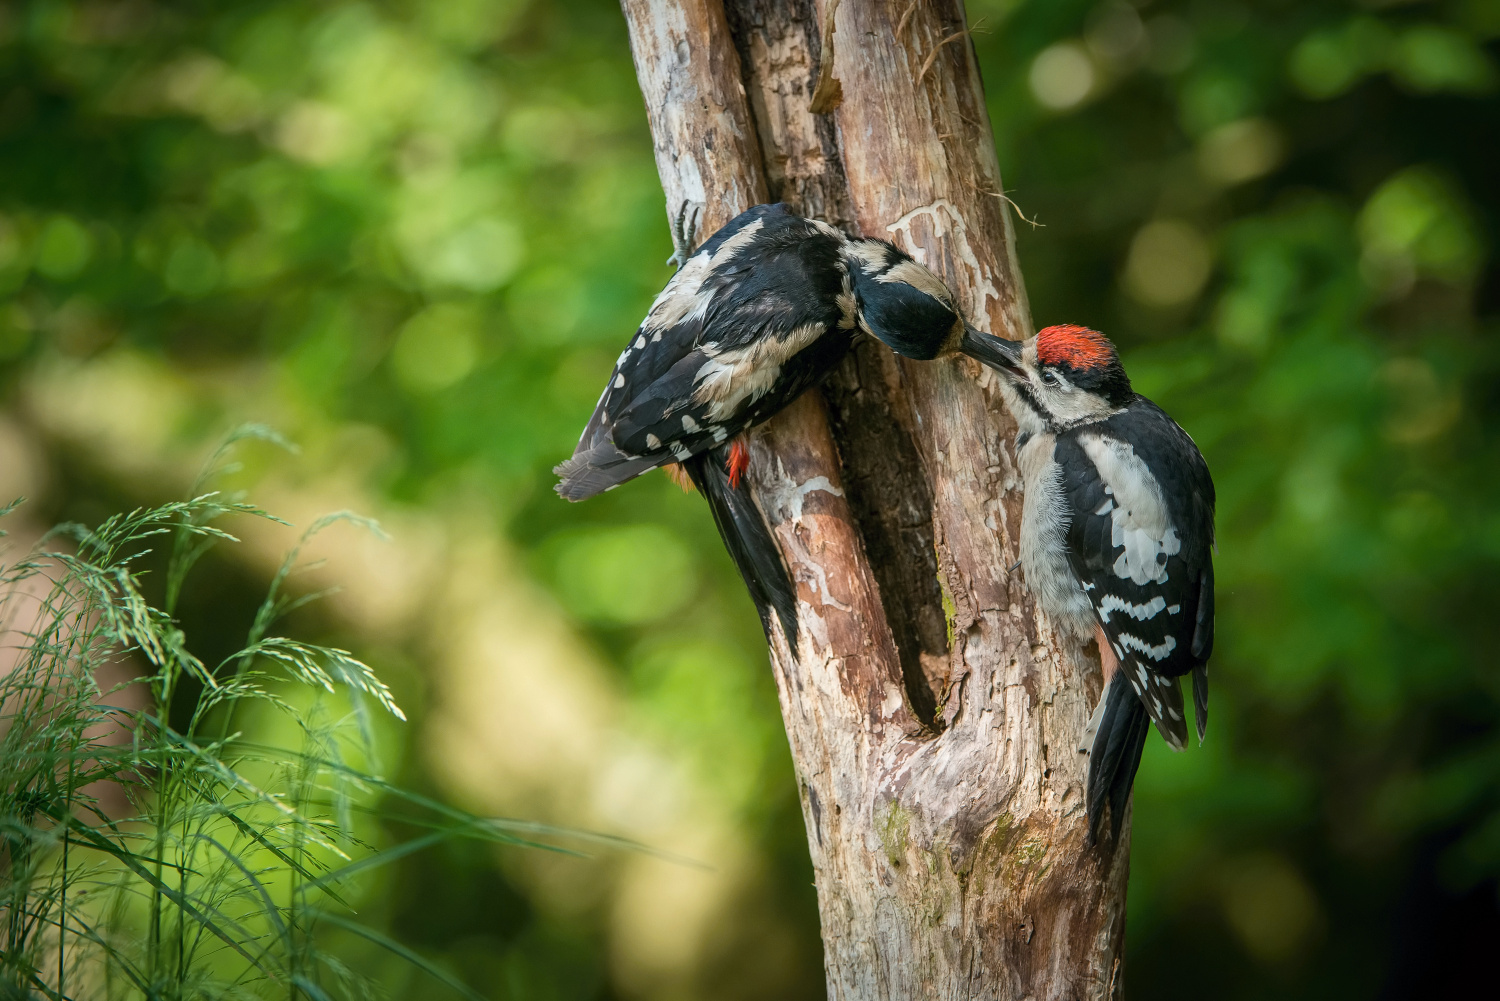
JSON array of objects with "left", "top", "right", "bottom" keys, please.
[
  {"left": 995, "top": 379, "right": 1047, "bottom": 436},
  {"left": 1037, "top": 381, "right": 1115, "bottom": 427}
]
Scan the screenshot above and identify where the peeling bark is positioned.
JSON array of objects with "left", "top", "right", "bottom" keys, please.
[{"left": 620, "top": 1, "right": 1129, "bottom": 996}]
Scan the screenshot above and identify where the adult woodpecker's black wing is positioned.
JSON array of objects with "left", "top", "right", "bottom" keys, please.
[
  {"left": 1055, "top": 396, "right": 1216, "bottom": 844},
  {"left": 554, "top": 203, "right": 854, "bottom": 501},
  {"left": 555, "top": 203, "right": 856, "bottom": 654}
]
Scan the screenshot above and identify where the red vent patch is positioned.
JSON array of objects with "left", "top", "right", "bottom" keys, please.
[{"left": 1037, "top": 324, "right": 1115, "bottom": 371}]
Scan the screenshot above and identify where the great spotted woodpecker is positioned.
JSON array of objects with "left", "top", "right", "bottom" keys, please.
[
  {"left": 555, "top": 203, "right": 997, "bottom": 648},
  {"left": 964, "top": 324, "right": 1216, "bottom": 845}
]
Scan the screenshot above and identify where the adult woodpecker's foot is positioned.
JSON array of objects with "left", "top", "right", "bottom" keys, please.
[
  {"left": 665, "top": 199, "right": 703, "bottom": 269},
  {"left": 727, "top": 437, "right": 750, "bottom": 489}
]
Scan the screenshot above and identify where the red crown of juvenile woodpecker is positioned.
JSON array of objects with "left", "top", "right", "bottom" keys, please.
[{"left": 1036, "top": 324, "right": 1117, "bottom": 372}]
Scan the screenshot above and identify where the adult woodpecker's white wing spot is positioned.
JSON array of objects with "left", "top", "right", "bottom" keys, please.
[
  {"left": 843, "top": 240, "right": 889, "bottom": 276},
  {"left": 642, "top": 217, "right": 767, "bottom": 334},
  {"left": 692, "top": 321, "right": 826, "bottom": 422}
]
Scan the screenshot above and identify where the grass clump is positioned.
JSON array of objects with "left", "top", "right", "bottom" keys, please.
[{"left": 0, "top": 431, "right": 550, "bottom": 1000}]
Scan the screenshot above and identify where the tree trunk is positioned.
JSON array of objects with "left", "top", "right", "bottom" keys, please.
[{"left": 619, "top": 1, "right": 1129, "bottom": 997}]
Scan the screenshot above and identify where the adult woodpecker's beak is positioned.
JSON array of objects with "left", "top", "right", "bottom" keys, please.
[{"left": 959, "top": 324, "right": 1025, "bottom": 377}]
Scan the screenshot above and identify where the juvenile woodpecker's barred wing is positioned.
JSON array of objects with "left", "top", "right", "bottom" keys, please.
[
  {"left": 1055, "top": 400, "right": 1216, "bottom": 750},
  {"left": 554, "top": 203, "right": 852, "bottom": 501}
]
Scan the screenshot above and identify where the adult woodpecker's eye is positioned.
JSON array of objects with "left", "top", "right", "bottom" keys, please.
[{"left": 1040, "top": 370, "right": 1059, "bottom": 387}]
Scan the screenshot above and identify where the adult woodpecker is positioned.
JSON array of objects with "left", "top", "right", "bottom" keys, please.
[
  {"left": 963, "top": 324, "right": 1216, "bottom": 846},
  {"left": 555, "top": 202, "right": 999, "bottom": 648}
]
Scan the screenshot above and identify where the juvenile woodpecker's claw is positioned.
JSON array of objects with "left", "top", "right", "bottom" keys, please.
[{"left": 666, "top": 199, "right": 704, "bottom": 269}]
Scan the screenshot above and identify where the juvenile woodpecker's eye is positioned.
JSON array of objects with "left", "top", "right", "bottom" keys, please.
[{"left": 1040, "top": 370, "right": 1059, "bottom": 387}]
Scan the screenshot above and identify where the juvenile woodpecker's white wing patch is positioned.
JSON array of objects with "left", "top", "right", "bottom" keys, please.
[
  {"left": 1099, "top": 594, "right": 1168, "bottom": 622},
  {"left": 1118, "top": 631, "right": 1178, "bottom": 663},
  {"left": 1080, "top": 434, "right": 1181, "bottom": 586}
]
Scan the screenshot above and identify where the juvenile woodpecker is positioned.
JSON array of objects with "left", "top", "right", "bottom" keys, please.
[
  {"left": 555, "top": 202, "right": 997, "bottom": 648},
  {"left": 964, "top": 324, "right": 1216, "bottom": 845}
]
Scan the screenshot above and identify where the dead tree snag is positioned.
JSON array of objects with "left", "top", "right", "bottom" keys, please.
[{"left": 619, "top": 1, "right": 1130, "bottom": 996}]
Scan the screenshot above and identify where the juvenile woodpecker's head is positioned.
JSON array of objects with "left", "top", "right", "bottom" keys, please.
[
  {"left": 960, "top": 323, "right": 1134, "bottom": 432},
  {"left": 842, "top": 239, "right": 969, "bottom": 361}
]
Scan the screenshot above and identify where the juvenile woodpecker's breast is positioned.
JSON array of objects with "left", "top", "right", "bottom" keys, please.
[{"left": 1016, "top": 431, "right": 1095, "bottom": 641}]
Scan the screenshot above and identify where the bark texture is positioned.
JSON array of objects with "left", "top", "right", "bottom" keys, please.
[{"left": 620, "top": 2, "right": 1130, "bottom": 997}]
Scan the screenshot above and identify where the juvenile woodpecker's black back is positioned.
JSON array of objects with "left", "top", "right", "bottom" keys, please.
[
  {"left": 962, "top": 324, "right": 1217, "bottom": 846},
  {"left": 555, "top": 202, "right": 1002, "bottom": 651}
]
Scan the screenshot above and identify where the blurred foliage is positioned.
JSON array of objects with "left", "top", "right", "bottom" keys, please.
[{"left": 0, "top": 0, "right": 1496, "bottom": 997}]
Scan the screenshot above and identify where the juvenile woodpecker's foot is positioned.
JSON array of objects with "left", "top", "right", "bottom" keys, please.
[
  {"left": 727, "top": 437, "right": 750, "bottom": 489},
  {"left": 665, "top": 199, "right": 703, "bottom": 269},
  {"left": 663, "top": 462, "right": 695, "bottom": 493}
]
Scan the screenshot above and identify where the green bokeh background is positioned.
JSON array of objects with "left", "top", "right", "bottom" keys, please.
[{"left": 1, "top": 0, "right": 1497, "bottom": 997}]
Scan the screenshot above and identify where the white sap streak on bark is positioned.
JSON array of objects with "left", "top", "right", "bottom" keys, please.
[{"left": 886, "top": 198, "right": 1004, "bottom": 318}]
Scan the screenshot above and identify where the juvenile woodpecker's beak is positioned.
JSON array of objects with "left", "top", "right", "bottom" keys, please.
[{"left": 959, "top": 325, "right": 1024, "bottom": 377}]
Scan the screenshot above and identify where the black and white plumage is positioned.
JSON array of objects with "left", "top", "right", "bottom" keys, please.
[
  {"left": 555, "top": 204, "right": 854, "bottom": 503},
  {"left": 556, "top": 202, "right": 996, "bottom": 649},
  {"left": 964, "top": 324, "right": 1216, "bottom": 846}
]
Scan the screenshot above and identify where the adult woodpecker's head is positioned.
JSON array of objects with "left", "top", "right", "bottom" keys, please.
[
  {"left": 960, "top": 323, "right": 1135, "bottom": 431},
  {"left": 842, "top": 239, "right": 991, "bottom": 364}
]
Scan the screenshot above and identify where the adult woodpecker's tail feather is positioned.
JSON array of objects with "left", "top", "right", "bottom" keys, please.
[
  {"left": 684, "top": 447, "right": 800, "bottom": 655},
  {"left": 1087, "top": 670, "right": 1151, "bottom": 847},
  {"left": 553, "top": 438, "right": 667, "bottom": 501}
]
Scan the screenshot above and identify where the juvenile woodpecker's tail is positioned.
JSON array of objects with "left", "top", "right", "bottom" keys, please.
[
  {"left": 684, "top": 447, "right": 799, "bottom": 655},
  {"left": 1086, "top": 669, "right": 1152, "bottom": 847}
]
